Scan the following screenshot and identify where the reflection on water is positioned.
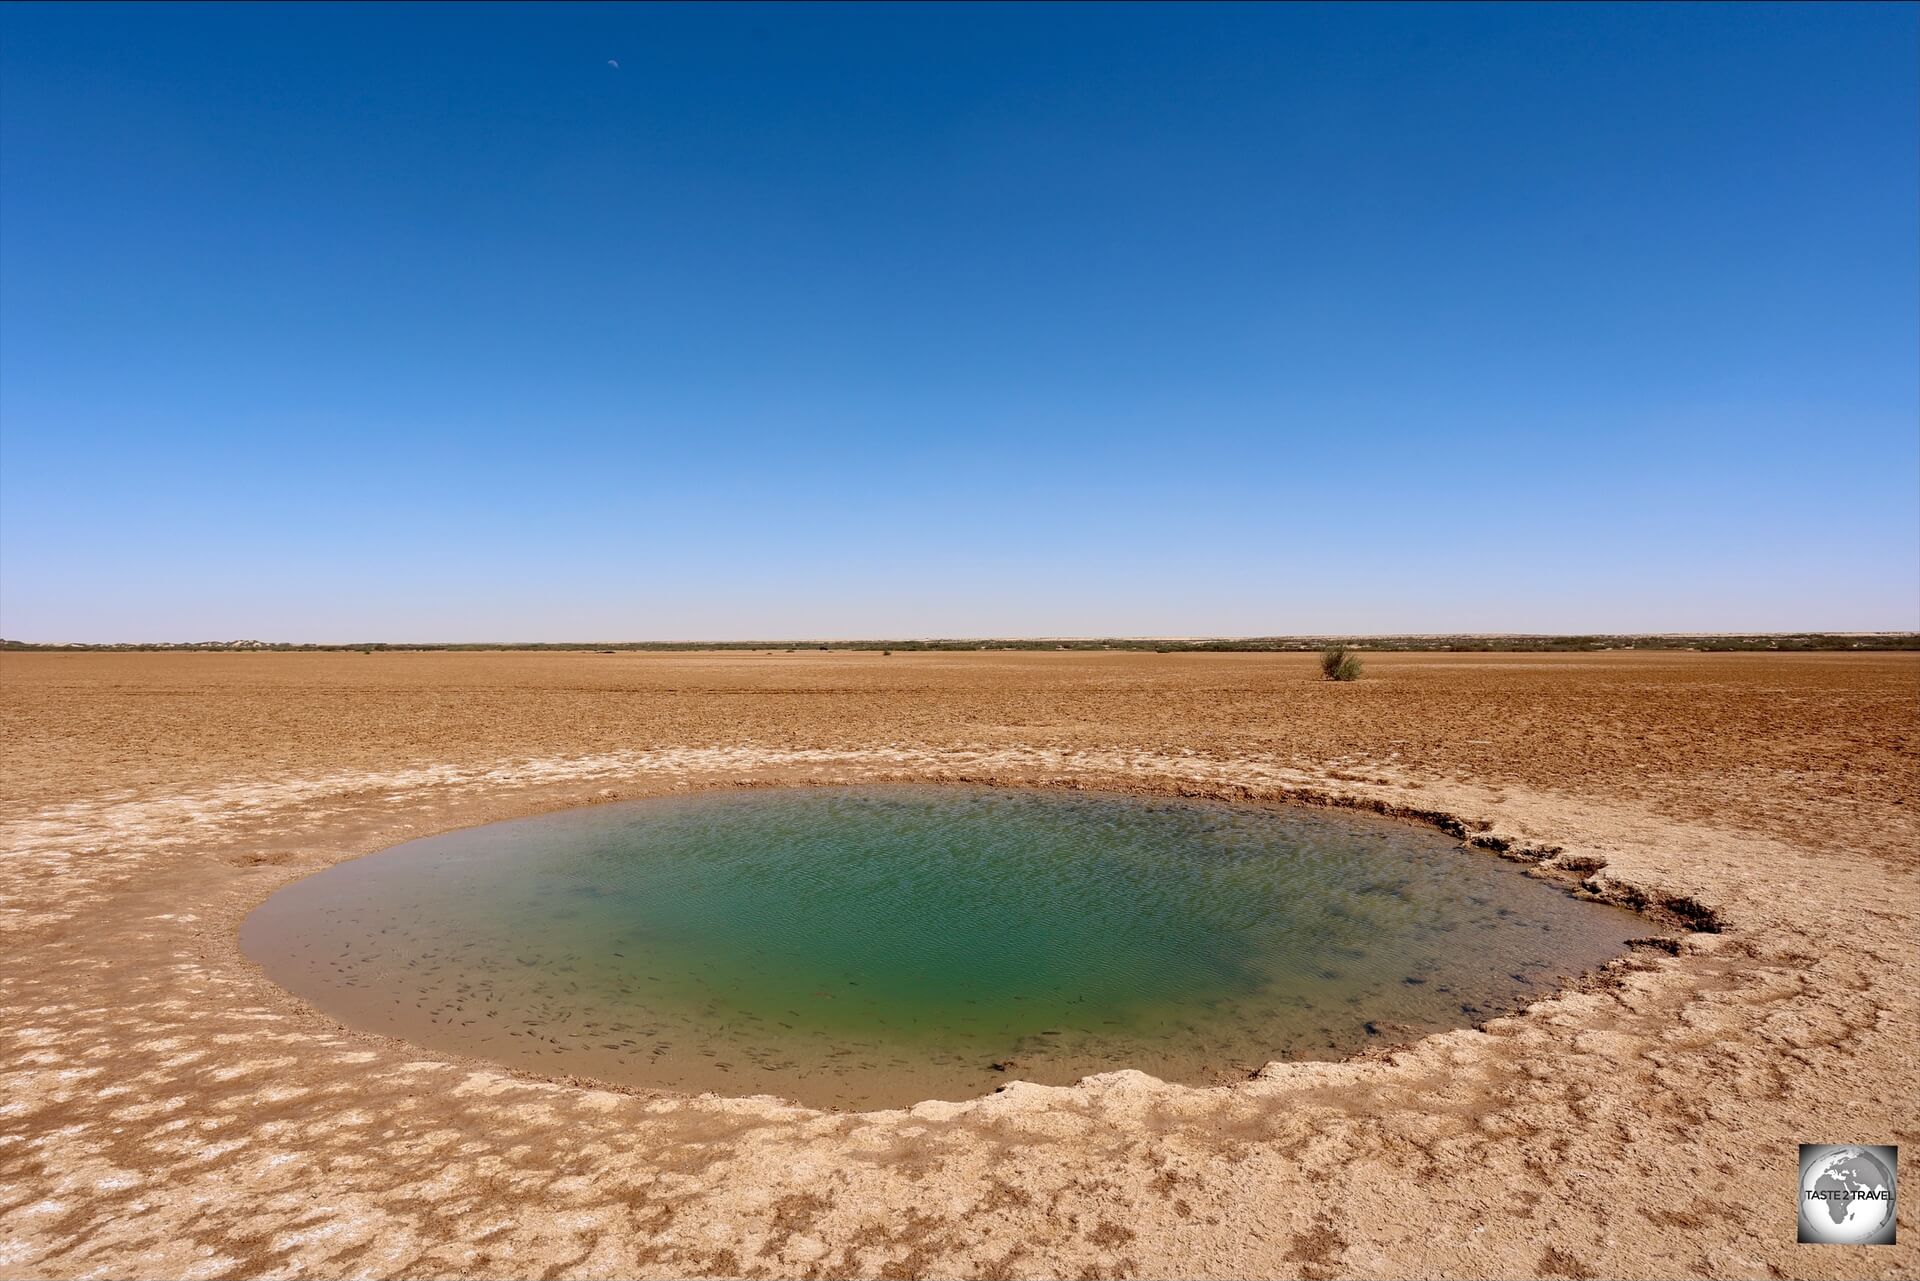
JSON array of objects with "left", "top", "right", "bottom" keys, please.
[{"left": 241, "top": 786, "right": 1655, "bottom": 1108}]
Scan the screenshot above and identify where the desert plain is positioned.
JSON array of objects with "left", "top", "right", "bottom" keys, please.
[{"left": 1, "top": 648, "right": 1916, "bottom": 1279}]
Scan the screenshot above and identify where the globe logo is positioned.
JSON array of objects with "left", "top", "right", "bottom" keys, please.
[{"left": 1798, "top": 1144, "right": 1897, "bottom": 1245}]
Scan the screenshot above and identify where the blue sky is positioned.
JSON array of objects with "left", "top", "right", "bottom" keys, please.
[{"left": 2, "top": 2, "right": 1915, "bottom": 641}]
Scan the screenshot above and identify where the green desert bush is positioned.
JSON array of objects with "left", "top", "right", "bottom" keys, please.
[{"left": 1320, "top": 644, "right": 1363, "bottom": 682}]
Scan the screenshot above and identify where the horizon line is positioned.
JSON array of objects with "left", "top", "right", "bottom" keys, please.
[{"left": 7, "top": 630, "right": 1919, "bottom": 651}]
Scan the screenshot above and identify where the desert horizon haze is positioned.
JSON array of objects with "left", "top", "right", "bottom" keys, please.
[
  {"left": 2, "top": 2, "right": 1917, "bottom": 641},
  {"left": 4, "top": 630, "right": 1918, "bottom": 652}
]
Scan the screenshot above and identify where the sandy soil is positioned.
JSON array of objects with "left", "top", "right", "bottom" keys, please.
[{"left": 1, "top": 649, "right": 1915, "bottom": 1280}]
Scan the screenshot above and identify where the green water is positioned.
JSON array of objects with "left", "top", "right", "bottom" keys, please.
[{"left": 241, "top": 786, "right": 1653, "bottom": 1108}]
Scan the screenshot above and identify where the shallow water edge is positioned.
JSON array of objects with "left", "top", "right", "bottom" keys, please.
[{"left": 240, "top": 782, "right": 1672, "bottom": 1109}]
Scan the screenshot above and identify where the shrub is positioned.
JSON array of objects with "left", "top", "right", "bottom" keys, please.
[{"left": 1320, "top": 644, "right": 1362, "bottom": 682}]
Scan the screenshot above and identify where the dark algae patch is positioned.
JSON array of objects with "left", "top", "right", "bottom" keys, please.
[{"left": 242, "top": 787, "right": 1658, "bottom": 1108}]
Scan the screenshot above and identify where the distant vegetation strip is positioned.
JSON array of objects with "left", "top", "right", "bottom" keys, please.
[{"left": 5, "top": 634, "right": 1917, "bottom": 653}]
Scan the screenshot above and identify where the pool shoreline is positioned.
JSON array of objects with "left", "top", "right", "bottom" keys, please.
[
  {"left": 236, "top": 780, "right": 1675, "bottom": 1110},
  {"left": 165, "top": 753, "right": 1732, "bottom": 1125}
]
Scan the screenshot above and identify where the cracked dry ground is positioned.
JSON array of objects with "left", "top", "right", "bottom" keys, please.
[{"left": 1, "top": 649, "right": 1916, "bottom": 1280}]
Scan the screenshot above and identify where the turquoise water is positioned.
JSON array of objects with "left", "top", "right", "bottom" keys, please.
[{"left": 241, "top": 786, "right": 1652, "bottom": 1108}]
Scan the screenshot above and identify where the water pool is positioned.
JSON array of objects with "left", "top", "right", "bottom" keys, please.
[{"left": 241, "top": 786, "right": 1654, "bottom": 1108}]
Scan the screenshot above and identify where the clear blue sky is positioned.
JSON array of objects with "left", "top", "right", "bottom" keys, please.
[{"left": 2, "top": 2, "right": 1915, "bottom": 641}]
